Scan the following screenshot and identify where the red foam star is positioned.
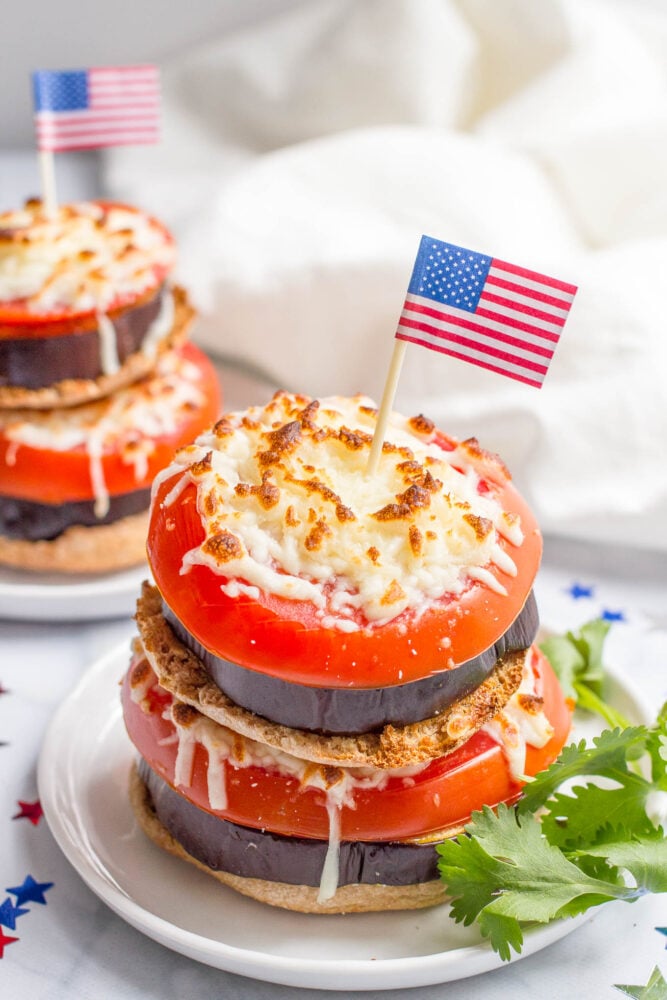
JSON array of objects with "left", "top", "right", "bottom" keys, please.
[
  {"left": 0, "top": 928, "right": 19, "bottom": 958},
  {"left": 0, "top": 683, "right": 8, "bottom": 696},
  {"left": 12, "top": 800, "right": 43, "bottom": 826}
]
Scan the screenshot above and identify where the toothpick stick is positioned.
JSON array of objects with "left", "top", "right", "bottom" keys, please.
[
  {"left": 38, "top": 150, "right": 58, "bottom": 218},
  {"left": 366, "top": 338, "right": 407, "bottom": 476}
]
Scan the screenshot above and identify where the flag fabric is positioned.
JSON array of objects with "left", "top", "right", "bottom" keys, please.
[
  {"left": 32, "top": 65, "right": 160, "bottom": 153},
  {"left": 396, "top": 236, "right": 577, "bottom": 388}
]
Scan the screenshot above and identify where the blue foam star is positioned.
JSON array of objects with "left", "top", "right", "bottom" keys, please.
[
  {"left": 0, "top": 896, "right": 28, "bottom": 930},
  {"left": 601, "top": 609, "right": 626, "bottom": 622},
  {"left": 6, "top": 875, "right": 53, "bottom": 906},
  {"left": 566, "top": 583, "right": 594, "bottom": 600},
  {"left": 656, "top": 926, "right": 667, "bottom": 946}
]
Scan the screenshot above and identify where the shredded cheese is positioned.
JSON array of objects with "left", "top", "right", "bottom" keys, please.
[
  {"left": 0, "top": 199, "right": 175, "bottom": 314},
  {"left": 154, "top": 391, "right": 525, "bottom": 627},
  {"left": 131, "top": 653, "right": 429, "bottom": 901},
  {"left": 0, "top": 340, "right": 206, "bottom": 517}
]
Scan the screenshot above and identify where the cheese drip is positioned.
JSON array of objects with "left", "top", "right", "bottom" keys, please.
[
  {"left": 0, "top": 334, "right": 204, "bottom": 518},
  {"left": 166, "top": 703, "right": 427, "bottom": 901},
  {"left": 130, "top": 650, "right": 554, "bottom": 902},
  {"left": 154, "top": 391, "right": 525, "bottom": 628},
  {"left": 482, "top": 647, "right": 555, "bottom": 779},
  {"left": 131, "top": 653, "right": 428, "bottom": 902},
  {"left": 96, "top": 312, "right": 121, "bottom": 376}
]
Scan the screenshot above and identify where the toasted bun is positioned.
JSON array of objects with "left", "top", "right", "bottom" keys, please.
[
  {"left": 0, "top": 509, "right": 149, "bottom": 573},
  {"left": 129, "top": 762, "right": 447, "bottom": 914},
  {"left": 136, "top": 582, "right": 525, "bottom": 768},
  {"left": 0, "top": 285, "right": 193, "bottom": 410}
]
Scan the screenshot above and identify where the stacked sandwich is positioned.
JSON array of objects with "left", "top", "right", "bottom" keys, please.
[
  {"left": 0, "top": 198, "right": 220, "bottom": 573},
  {"left": 122, "top": 391, "right": 572, "bottom": 912}
]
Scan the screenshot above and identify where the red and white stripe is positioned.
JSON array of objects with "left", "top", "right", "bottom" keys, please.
[
  {"left": 35, "top": 66, "right": 160, "bottom": 152},
  {"left": 396, "top": 259, "right": 577, "bottom": 388}
]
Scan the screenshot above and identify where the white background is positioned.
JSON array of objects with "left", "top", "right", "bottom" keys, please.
[{"left": 0, "top": 0, "right": 305, "bottom": 148}]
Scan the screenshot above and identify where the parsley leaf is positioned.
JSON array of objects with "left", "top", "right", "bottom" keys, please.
[
  {"left": 540, "top": 618, "right": 630, "bottom": 729},
  {"left": 438, "top": 802, "right": 645, "bottom": 961},
  {"left": 539, "top": 781, "right": 653, "bottom": 849},
  {"left": 577, "top": 833, "right": 667, "bottom": 894},
  {"left": 437, "top": 711, "right": 667, "bottom": 961},
  {"left": 517, "top": 727, "right": 647, "bottom": 817}
]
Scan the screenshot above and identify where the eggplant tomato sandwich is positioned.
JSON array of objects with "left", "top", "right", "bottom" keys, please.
[
  {"left": 0, "top": 198, "right": 190, "bottom": 409},
  {"left": 0, "top": 342, "right": 220, "bottom": 572},
  {"left": 0, "top": 197, "right": 221, "bottom": 572},
  {"left": 123, "top": 391, "right": 572, "bottom": 913}
]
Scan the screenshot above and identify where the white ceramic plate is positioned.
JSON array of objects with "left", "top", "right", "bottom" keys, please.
[
  {"left": 0, "top": 563, "right": 147, "bottom": 622},
  {"left": 38, "top": 643, "right": 651, "bottom": 992}
]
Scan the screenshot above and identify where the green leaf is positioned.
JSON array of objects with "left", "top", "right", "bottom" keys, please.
[
  {"left": 647, "top": 706, "right": 667, "bottom": 787},
  {"left": 614, "top": 966, "right": 667, "bottom": 999},
  {"left": 540, "top": 776, "right": 655, "bottom": 849},
  {"left": 436, "top": 827, "right": 506, "bottom": 924},
  {"left": 571, "top": 850, "right": 625, "bottom": 885},
  {"left": 574, "top": 681, "right": 634, "bottom": 731},
  {"left": 517, "top": 727, "right": 648, "bottom": 817},
  {"left": 438, "top": 804, "right": 642, "bottom": 960},
  {"left": 657, "top": 703, "right": 667, "bottom": 731},
  {"left": 571, "top": 618, "right": 610, "bottom": 689},
  {"left": 539, "top": 618, "right": 630, "bottom": 727},
  {"left": 539, "top": 632, "right": 582, "bottom": 701},
  {"left": 578, "top": 833, "right": 667, "bottom": 893},
  {"left": 436, "top": 619, "right": 667, "bottom": 963}
]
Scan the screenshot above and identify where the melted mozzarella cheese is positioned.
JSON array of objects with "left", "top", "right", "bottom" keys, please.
[
  {"left": 130, "top": 650, "right": 553, "bottom": 902},
  {"left": 132, "top": 654, "right": 428, "bottom": 902},
  {"left": 482, "top": 648, "right": 555, "bottom": 780},
  {"left": 154, "top": 391, "right": 525, "bottom": 626},
  {"left": 167, "top": 704, "right": 427, "bottom": 901},
  {"left": 0, "top": 200, "right": 175, "bottom": 313},
  {"left": 166, "top": 695, "right": 426, "bottom": 807},
  {"left": 0, "top": 340, "right": 206, "bottom": 517},
  {"left": 96, "top": 311, "right": 121, "bottom": 375}
]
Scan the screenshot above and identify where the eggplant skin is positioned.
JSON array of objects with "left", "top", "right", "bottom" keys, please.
[
  {"left": 0, "top": 488, "right": 151, "bottom": 541},
  {"left": 138, "top": 757, "right": 442, "bottom": 888},
  {"left": 0, "top": 287, "right": 164, "bottom": 390},
  {"left": 162, "top": 589, "right": 539, "bottom": 734}
]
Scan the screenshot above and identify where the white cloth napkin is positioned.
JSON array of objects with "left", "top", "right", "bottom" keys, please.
[{"left": 104, "top": 0, "right": 667, "bottom": 552}]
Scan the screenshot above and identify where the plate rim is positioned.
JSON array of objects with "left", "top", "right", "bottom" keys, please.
[
  {"left": 0, "top": 563, "right": 148, "bottom": 622},
  {"left": 38, "top": 640, "right": 654, "bottom": 991}
]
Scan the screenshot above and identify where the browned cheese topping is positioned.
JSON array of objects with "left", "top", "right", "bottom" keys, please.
[{"left": 154, "top": 392, "right": 524, "bottom": 628}]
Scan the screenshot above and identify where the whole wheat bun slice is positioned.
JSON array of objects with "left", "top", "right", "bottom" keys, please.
[
  {"left": 129, "top": 762, "right": 448, "bottom": 914},
  {"left": 0, "top": 509, "right": 149, "bottom": 573},
  {"left": 136, "top": 582, "right": 526, "bottom": 769}
]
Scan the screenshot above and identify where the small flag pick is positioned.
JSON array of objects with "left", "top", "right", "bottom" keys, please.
[
  {"left": 31, "top": 65, "right": 161, "bottom": 216},
  {"left": 366, "top": 235, "right": 577, "bottom": 474}
]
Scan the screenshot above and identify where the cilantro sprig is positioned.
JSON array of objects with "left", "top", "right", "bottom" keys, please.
[
  {"left": 539, "top": 618, "right": 631, "bottom": 729},
  {"left": 437, "top": 713, "right": 667, "bottom": 961}
]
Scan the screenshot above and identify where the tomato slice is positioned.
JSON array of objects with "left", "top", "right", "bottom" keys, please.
[
  {"left": 0, "top": 342, "right": 220, "bottom": 505},
  {"left": 148, "top": 462, "right": 542, "bottom": 689},
  {"left": 0, "top": 286, "right": 167, "bottom": 339},
  {"left": 0, "top": 200, "right": 174, "bottom": 333},
  {"left": 122, "top": 646, "right": 572, "bottom": 843}
]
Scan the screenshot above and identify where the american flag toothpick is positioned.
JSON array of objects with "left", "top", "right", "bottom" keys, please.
[
  {"left": 31, "top": 64, "right": 161, "bottom": 216},
  {"left": 367, "top": 235, "right": 577, "bottom": 474}
]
